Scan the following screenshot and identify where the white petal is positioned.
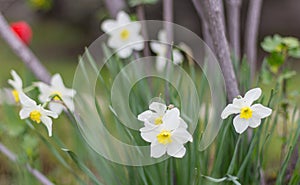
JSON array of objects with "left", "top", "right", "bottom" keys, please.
[
  {"left": 107, "top": 34, "right": 123, "bottom": 49},
  {"left": 179, "top": 118, "right": 188, "bottom": 129},
  {"left": 62, "top": 88, "right": 76, "bottom": 98},
  {"left": 49, "top": 102, "right": 64, "bottom": 115},
  {"left": 158, "top": 30, "right": 167, "bottom": 42},
  {"left": 166, "top": 140, "right": 186, "bottom": 158},
  {"left": 19, "top": 92, "right": 36, "bottom": 107},
  {"left": 150, "top": 142, "right": 166, "bottom": 158},
  {"left": 140, "top": 121, "right": 157, "bottom": 132},
  {"left": 63, "top": 98, "right": 75, "bottom": 112},
  {"left": 244, "top": 88, "right": 262, "bottom": 105},
  {"left": 126, "top": 22, "right": 141, "bottom": 35},
  {"left": 19, "top": 108, "right": 32, "bottom": 119},
  {"left": 117, "top": 11, "right": 131, "bottom": 25},
  {"left": 221, "top": 104, "right": 241, "bottom": 119},
  {"left": 172, "top": 147, "right": 186, "bottom": 158},
  {"left": 41, "top": 116, "right": 53, "bottom": 137},
  {"left": 163, "top": 108, "right": 180, "bottom": 130},
  {"left": 232, "top": 97, "right": 248, "bottom": 108},
  {"left": 137, "top": 110, "right": 153, "bottom": 122},
  {"left": 248, "top": 117, "right": 261, "bottom": 128},
  {"left": 140, "top": 129, "right": 158, "bottom": 142},
  {"left": 233, "top": 115, "right": 249, "bottom": 134},
  {"left": 42, "top": 107, "right": 58, "bottom": 119},
  {"left": 117, "top": 47, "right": 132, "bottom": 58},
  {"left": 150, "top": 42, "right": 163, "bottom": 54},
  {"left": 8, "top": 70, "right": 22, "bottom": 90},
  {"left": 36, "top": 82, "right": 52, "bottom": 102},
  {"left": 156, "top": 57, "right": 167, "bottom": 72},
  {"left": 149, "top": 102, "right": 167, "bottom": 115},
  {"left": 101, "top": 20, "right": 118, "bottom": 33},
  {"left": 51, "top": 74, "right": 65, "bottom": 89},
  {"left": 130, "top": 35, "right": 144, "bottom": 51},
  {"left": 172, "top": 49, "right": 183, "bottom": 65},
  {"left": 251, "top": 104, "right": 272, "bottom": 119},
  {"left": 172, "top": 128, "right": 193, "bottom": 143}
]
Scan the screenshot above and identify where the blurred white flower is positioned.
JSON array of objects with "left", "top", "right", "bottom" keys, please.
[
  {"left": 221, "top": 88, "right": 272, "bottom": 134},
  {"left": 150, "top": 30, "right": 183, "bottom": 71},
  {"left": 101, "top": 11, "right": 144, "bottom": 58},
  {"left": 8, "top": 70, "right": 23, "bottom": 103},
  {"left": 19, "top": 92, "right": 58, "bottom": 137},
  {"left": 36, "top": 74, "right": 76, "bottom": 115},
  {"left": 138, "top": 102, "right": 192, "bottom": 158}
]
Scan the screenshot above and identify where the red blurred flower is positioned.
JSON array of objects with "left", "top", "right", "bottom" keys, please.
[{"left": 10, "top": 21, "right": 32, "bottom": 45}]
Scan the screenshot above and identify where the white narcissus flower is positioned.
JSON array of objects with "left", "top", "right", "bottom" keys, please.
[
  {"left": 19, "top": 92, "right": 58, "bottom": 137},
  {"left": 221, "top": 88, "right": 272, "bottom": 134},
  {"left": 138, "top": 102, "right": 192, "bottom": 158},
  {"left": 101, "top": 11, "right": 144, "bottom": 58},
  {"left": 138, "top": 102, "right": 187, "bottom": 129},
  {"left": 8, "top": 70, "right": 23, "bottom": 103},
  {"left": 150, "top": 30, "right": 183, "bottom": 71},
  {"left": 36, "top": 74, "right": 76, "bottom": 115}
]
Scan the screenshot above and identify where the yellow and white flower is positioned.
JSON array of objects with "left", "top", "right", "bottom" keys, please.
[
  {"left": 150, "top": 30, "right": 183, "bottom": 71},
  {"left": 138, "top": 102, "right": 192, "bottom": 158},
  {"left": 101, "top": 11, "right": 144, "bottom": 58},
  {"left": 221, "top": 88, "right": 272, "bottom": 134},
  {"left": 19, "top": 92, "right": 58, "bottom": 137},
  {"left": 36, "top": 74, "right": 76, "bottom": 115},
  {"left": 138, "top": 102, "right": 187, "bottom": 128},
  {"left": 8, "top": 70, "right": 23, "bottom": 103}
]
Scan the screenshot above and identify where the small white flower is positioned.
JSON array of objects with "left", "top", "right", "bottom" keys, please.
[
  {"left": 36, "top": 74, "right": 76, "bottom": 115},
  {"left": 101, "top": 11, "right": 144, "bottom": 58},
  {"left": 8, "top": 70, "right": 23, "bottom": 103},
  {"left": 138, "top": 102, "right": 187, "bottom": 129},
  {"left": 150, "top": 30, "right": 183, "bottom": 71},
  {"left": 19, "top": 92, "right": 58, "bottom": 137},
  {"left": 138, "top": 102, "right": 192, "bottom": 158},
  {"left": 221, "top": 88, "right": 272, "bottom": 134}
]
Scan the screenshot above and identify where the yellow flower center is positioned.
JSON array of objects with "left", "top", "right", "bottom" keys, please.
[
  {"left": 51, "top": 91, "right": 62, "bottom": 101},
  {"left": 120, "top": 29, "right": 130, "bottom": 40},
  {"left": 154, "top": 116, "right": 163, "bottom": 125},
  {"left": 12, "top": 89, "right": 19, "bottom": 103},
  {"left": 157, "top": 130, "right": 172, "bottom": 145},
  {"left": 240, "top": 107, "right": 253, "bottom": 119},
  {"left": 30, "top": 110, "right": 42, "bottom": 123}
]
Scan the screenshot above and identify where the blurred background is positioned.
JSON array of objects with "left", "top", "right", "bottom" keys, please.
[{"left": 0, "top": 0, "right": 300, "bottom": 184}]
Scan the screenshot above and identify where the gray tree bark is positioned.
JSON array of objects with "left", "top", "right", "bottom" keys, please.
[
  {"left": 0, "top": 13, "right": 51, "bottom": 83},
  {"left": 244, "top": 0, "right": 263, "bottom": 80},
  {"left": 202, "top": 0, "right": 240, "bottom": 100},
  {"left": 226, "top": 0, "right": 242, "bottom": 60},
  {"left": 104, "top": 0, "right": 127, "bottom": 18}
]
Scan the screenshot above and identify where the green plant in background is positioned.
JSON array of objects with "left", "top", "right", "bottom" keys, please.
[
  {"left": 261, "top": 34, "right": 300, "bottom": 183},
  {"left": 28, "top": 0, "right": 53, "bottom": 11}
]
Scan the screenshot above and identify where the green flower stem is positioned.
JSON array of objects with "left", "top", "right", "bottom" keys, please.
[{"left": 227, "top": 135, "right": 241, "bottom": 174}]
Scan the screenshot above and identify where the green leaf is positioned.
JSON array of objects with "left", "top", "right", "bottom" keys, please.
[
  {"left": 261, "top": 34, "right": 282, "bottom": 53},
  {"left": 129, "top": 0, "right": 158, "bottom": 7},
  {"left": 22, "top": 134, "right": 38, "bottom": 157},
  {"left": 62, "top": 149, "right": 104, "bottom": 185},
  {"left": 282, "top": 37, "right": 300, "bottom": 49},
  {"left": 277, "top": 70, "right": 297, "bottom": 83},
  {"left": 288, "top": 48, "right": 300, "bottom": 58},
  {"left": 266, "top": 52, "right": 285, "bottom": 73}
]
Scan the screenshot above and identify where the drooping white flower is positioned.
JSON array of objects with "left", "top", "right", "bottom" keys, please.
[
  {"left": 8, "top": 70, "right": 23, "bottom": 103},
  {"left": 221, "top": 88, "right": 272, "bottom": 134},
  {"left": 36, "top": 74, "right": 76, "bottom": 115},
  {"left": 150, "top": 30, "right": 183, "bottom": 71},
  {"left": 138, "top": 102, "right": 192, "bottom": 158},
  {"left": 101, "top": 11, "right": 144, "bottom": 58},
  {"left": 19, "top": 92, "right": 58, "bottom": 137}
]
